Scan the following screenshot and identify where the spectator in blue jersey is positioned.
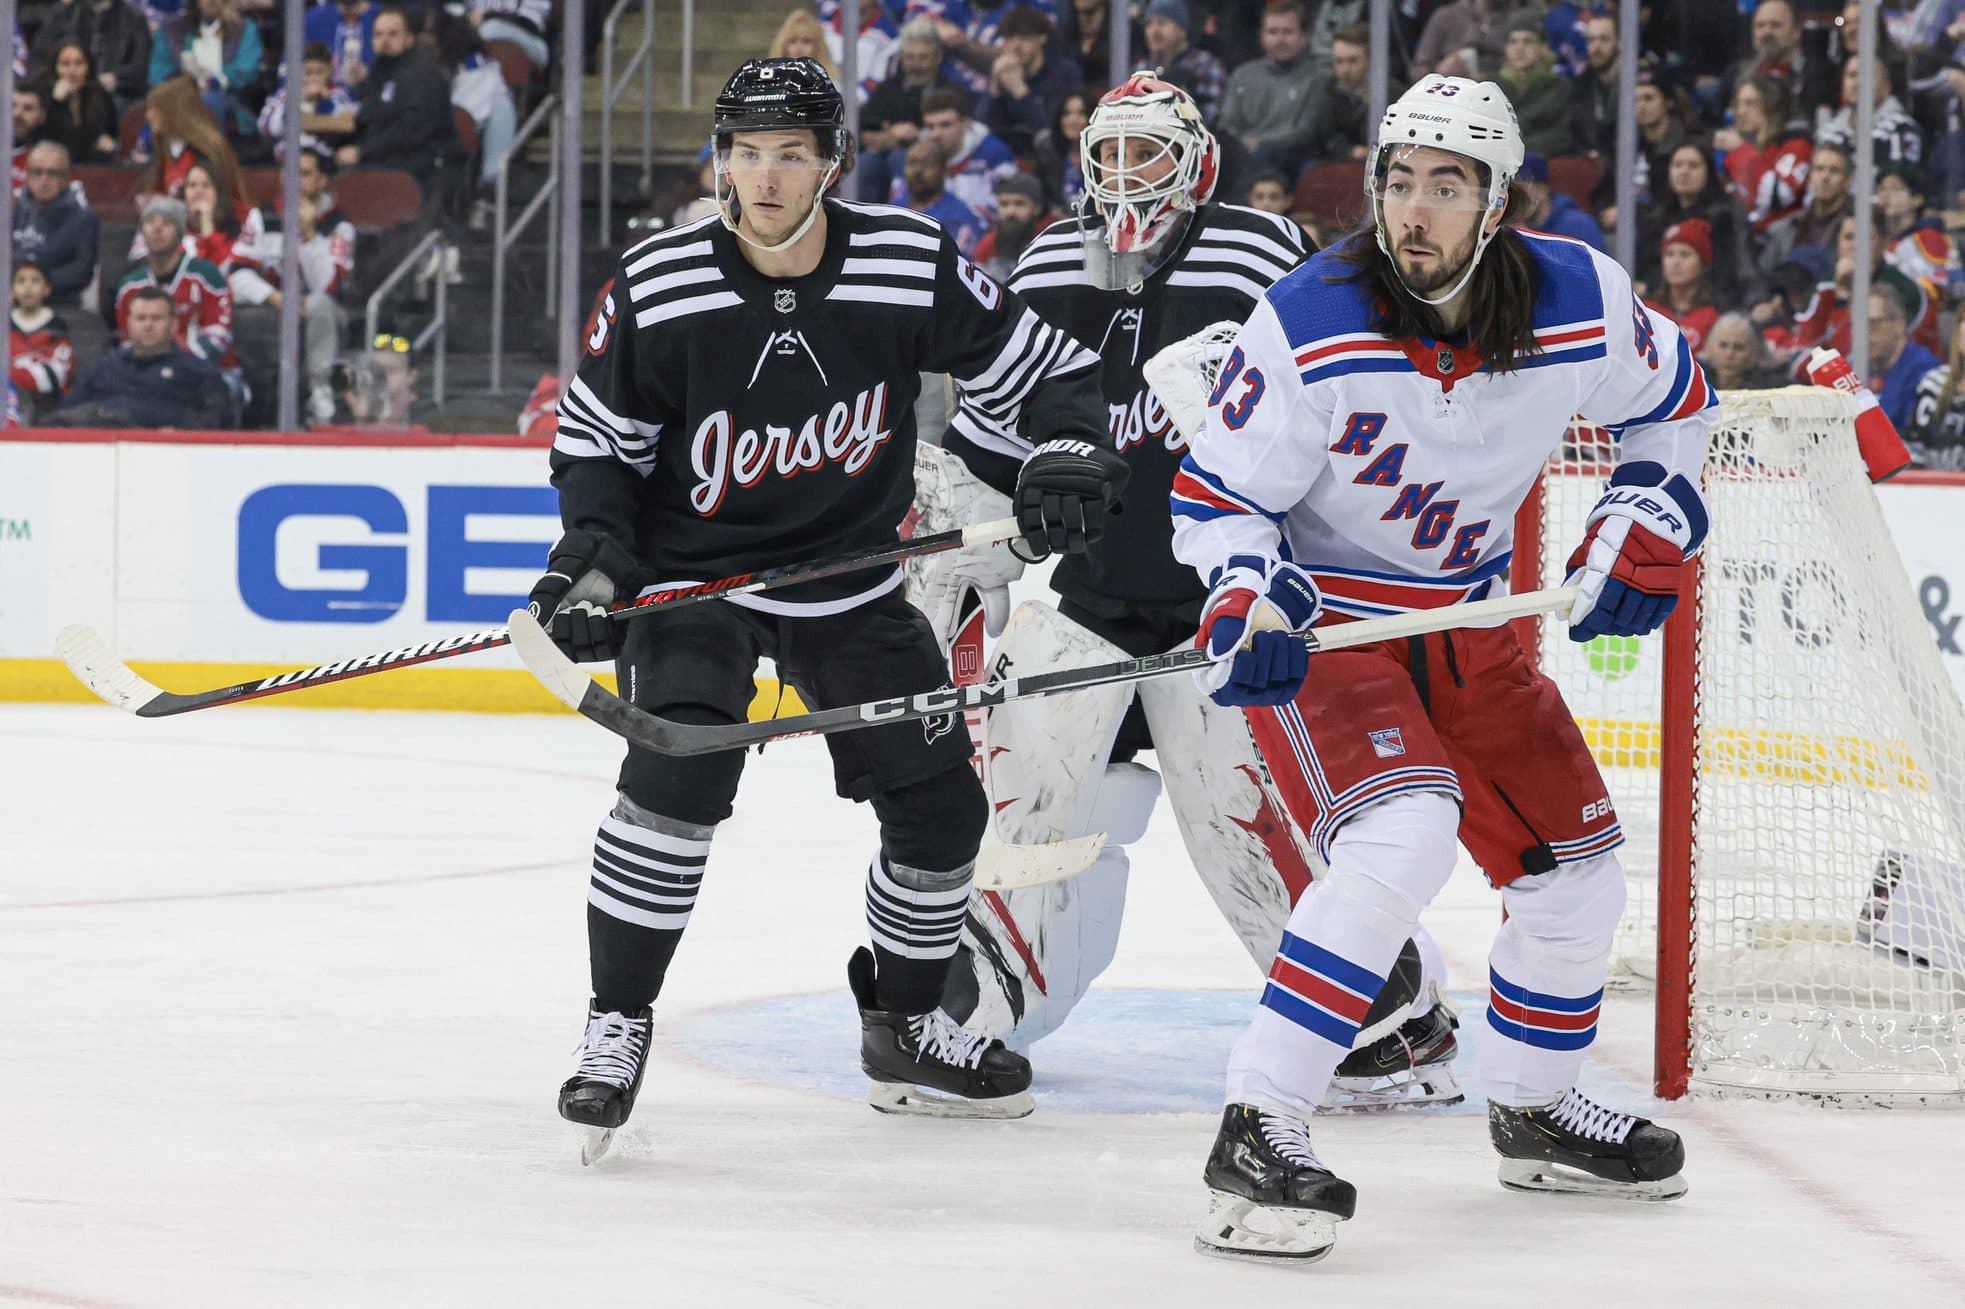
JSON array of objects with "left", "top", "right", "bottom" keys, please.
[
  {"left": 911, "top": 85, "right": 1017, "bottom": 218},
  {"left": 982, "top": 5, "right": 1080, "bottom": 157},
  {"left": 1867, "top": 283, "right": 1942, "bottom": 433},
  {"left": 899, "top": 137, "right": 987, "bottom": 255},
  {"left": 1515, "top": 152, "right": 1606, "bottom": 251},
  {"left": 304, "top": 0, "right": 379, "bottom": 87},
  {"left": 916, "top": 0, "right": 1030, "bottom": 96},
  {"left": 1141, "top": 0, "right": 1224, "bottom": 121}
]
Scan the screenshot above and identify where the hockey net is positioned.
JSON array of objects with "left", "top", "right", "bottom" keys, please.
[{"left": 1514, "top": 388, "right": 1965, "bottom": 1102}]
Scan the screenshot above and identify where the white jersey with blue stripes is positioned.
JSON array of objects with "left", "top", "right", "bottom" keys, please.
[{"left": 1169, "top": 228, "right": 1716, "bottom": 620}]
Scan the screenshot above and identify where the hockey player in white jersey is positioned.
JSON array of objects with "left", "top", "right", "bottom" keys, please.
[
  {"left": 1175, "top": 76, "right": 1702, "bottom": 1262},
  {"left": 911, "top": 73, "right": 1462, "bottom": 1112}
]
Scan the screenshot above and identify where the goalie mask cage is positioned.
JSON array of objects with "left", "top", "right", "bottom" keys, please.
[{"left": 1513, "top": 389, "right": 1965, "bottom": 1103}]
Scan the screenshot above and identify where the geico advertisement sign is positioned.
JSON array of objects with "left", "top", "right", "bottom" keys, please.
[{"left": 237, "top": 481, "right": 555, "bottom": 624}]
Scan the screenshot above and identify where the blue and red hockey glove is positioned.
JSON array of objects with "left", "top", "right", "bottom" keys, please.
[
  {"left": 1196, "top": 555, "right": 1323, "bottom": 707},
  {"left": 1564, "top": 461, "right": 1709, "bottom": 642}
]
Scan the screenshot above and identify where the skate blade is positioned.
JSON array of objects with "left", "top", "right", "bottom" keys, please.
[
  {"left": 1323, "top": 1065, "right": 1465, "bottom": 1114},
  {"left": 1193, "top": 1189, "right": 1340, "bottom": 1263},
  {"left": 866, "top": 1079, "right": 1034, "bottom": 1120},
  {"left": 1497, "top": 1158, "right": 1688, "bottom": 1202},
  {"left": 575, "top": 1125, "right": 617, "bottom": 1166}
]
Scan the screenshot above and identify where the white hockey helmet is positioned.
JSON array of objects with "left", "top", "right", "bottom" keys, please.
[
  {"left": 1368, "top": 75, "right": 1524, "bottom": 305},
  {"left": 1079, "top": 72, "right": 1220, "bottom": 289}
]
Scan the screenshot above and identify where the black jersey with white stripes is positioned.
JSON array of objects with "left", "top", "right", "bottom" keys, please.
[
  {"left": 944, "top": 202, "right": 1312, "bottom": 615},
  {"left": 551, "top": 199, "right": 1104, "bottom": 612}
]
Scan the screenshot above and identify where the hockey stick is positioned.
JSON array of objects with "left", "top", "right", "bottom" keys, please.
[
  {"left": 54, "top": 517, "right": 1024, "bottom": 717},
  {"left": 508, "top": 585, "right": 1585, "bottom": 759}
]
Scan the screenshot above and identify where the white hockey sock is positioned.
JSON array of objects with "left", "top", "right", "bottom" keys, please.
[
  {"left": 1225, "top": 791, "right": 1460, "bottom": 1118},
  {"left": 1481, "top": 852, "right": 1627, "bottom": 1107}
]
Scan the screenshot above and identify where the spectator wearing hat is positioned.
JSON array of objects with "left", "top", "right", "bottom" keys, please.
[
  {"left": 983, "top": 6, "right": 1082, "bottom": 159},
  {"left": 1303, "top": 21, "right": 1370, "bottom": 164},
  {"left": 909, "top": 85, "right": 1018, "bottom": 220},
  {"left": 898, "top": 137, "right": 988, "bottom": 256},
  {"left": 11, "top": 140, "right": 99, "bottom": 305},
  {"left": 1142, "top": 0, "right": 1225, "bottom": 122},
  {"left": 974, "top": 171, "right": 1050, "bottom": 278},
  {"left": 1216, "top": 0, "right": 1319, "bottom": 178},
  {"left": 63, "top": 285, "right": 233, "bottom": 429},
  {"left": 9, "top": 260, "right": 77, "bottom": 419},
  {"left": 1515, "top": 152, "right": 1605, "bottom": 252},
  {"left": 1496, "top": 10, "right": 1571, "bottom": 159},
  {"left": 1410, "top": 0, "right": 1508, "bottom": 82},
  {"left": 114, "top": 195, "right": 237, "bottom": 375},
  {"left": 1649, "top": 220, "right": 1720, "bottom": 353}
]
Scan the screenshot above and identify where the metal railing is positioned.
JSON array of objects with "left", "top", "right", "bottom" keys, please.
[
  {"left": 365, "top": 228, "right": 451, "bottom": 407},
  {"left": 680, "top": 0, "right": 695, "bottom": 107},
  {"left": 491, "top": 94, "right": 563, "bottom": 392},
  {"left": 598, "top": 0, "right": 657, "bottom": 245}
]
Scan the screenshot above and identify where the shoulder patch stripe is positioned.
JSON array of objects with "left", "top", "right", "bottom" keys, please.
[
  {"left": 624, "top": 237, "right": 714, "bottom": 279},
  {"left": 634, "top": 289, "right": 744, "bottom": 328},
  {"left": 1294, "top": 334, "right": 1402, "bottom": 366},
  {"left": 840, "top": 256, "right": 937, "bottom": 280},
  {"left": 628, "top": 264, "right": 723, "bottom": 303},
  {"left": 826, "top": 284, "right": 935, "bottom": 307},
  {"left": 835, "top": 199, "right": 940, "bottom": 228},
  {"left": 1013, "top": 268, "right": 1096, "bottom": 291},
  {"left": 847, "top": 228, "right": 940, "bottom": 251},
  {"left": 1193, "top": 226, "right": 1302, "bottom": 267},
  {"left": 619, "top": 215, "right": 718, "bottom": 265}
]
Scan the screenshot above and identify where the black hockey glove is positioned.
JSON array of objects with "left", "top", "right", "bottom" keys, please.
[
  {"left": 525, "top": 530, "right": 647, "bottom": 663},
  {"left": 1012, "top": 439, "right": 1131, "bottom": 559}
]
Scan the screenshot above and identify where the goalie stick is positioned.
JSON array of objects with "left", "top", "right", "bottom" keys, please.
[
  {"left": 55, "top": 517, "right": 1023, "bottom": 717},
  {"left": 510, "top": 584, "right": 1583, "bottom": 760}
]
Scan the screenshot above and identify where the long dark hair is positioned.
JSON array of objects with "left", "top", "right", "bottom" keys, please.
[{"left": 1326, "top": 183, "right": 1542, "bottom": 372}]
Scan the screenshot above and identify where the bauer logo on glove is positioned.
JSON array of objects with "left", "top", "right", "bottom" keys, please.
[
  {"left": 1195, "top": 555, "right": 1323, "bottom": 706},
  {"left": 1564, "top": 461, "right": 1709, "bottom": 643}
]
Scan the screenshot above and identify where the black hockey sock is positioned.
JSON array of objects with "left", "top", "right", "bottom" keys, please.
[
  {"left": 585, "top": 798, "right": 713, "bottom": 1012},
  {"left": 863, "top": 852, "right": 973, "bottom": 1013}
]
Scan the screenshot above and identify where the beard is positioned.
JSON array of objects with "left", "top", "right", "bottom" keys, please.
[
  {"left": 996, "top": 215, "right": 1037, "bottom": 253},
  {"left": 1393, "top": 224, "right": 1481, "bottom": 297}
]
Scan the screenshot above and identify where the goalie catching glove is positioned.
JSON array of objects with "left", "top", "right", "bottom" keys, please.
[
  {"left": 907, "top": 444, "right": 1024, "bottom": 648},
  {"left": 526, "top": 530, "right": 650, "bottom": 663},
  {"left": 1013, "top": 439, "right": 1131, "bottom": 558},
  {"left": 1564, "top": 461, "right": 1709, "bottom": 643},
  {"left": 1195, "top": 555, "right": 1323, "bottom": 707}
]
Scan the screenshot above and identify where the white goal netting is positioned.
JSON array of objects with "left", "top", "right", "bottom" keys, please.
[{"left": 1526, "top": 389, "right": 1965, "bottom": 1101}]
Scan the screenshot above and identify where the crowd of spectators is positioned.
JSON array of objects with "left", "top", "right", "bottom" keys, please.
[
  {"left": 801, "top": 0, "right": 1965, "bottom": 469},
  {"left": 8, "top": 0, "right": 544, "bottom": 429}
]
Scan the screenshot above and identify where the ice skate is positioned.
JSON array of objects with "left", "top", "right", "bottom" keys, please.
[
  {"left": 558, "top": 1003, "right": 653, "bottom": 1165},
  {"left": 1195, "top": 1104, "right": 1357, "bottom": 1263},
  {"left": 848, "top": 947, "right": 1034, "bottom": 1119},
  {"left": 1325, "top": 992, "right": 1463, "bottom": 1112},
  {"left": 1490, "top": 1088, "right": 1687, "bottom": 1201}
]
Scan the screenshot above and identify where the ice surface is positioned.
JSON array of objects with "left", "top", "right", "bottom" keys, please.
[{"left": 5, "top": 703, "right": 1964, "bottom": 1307}]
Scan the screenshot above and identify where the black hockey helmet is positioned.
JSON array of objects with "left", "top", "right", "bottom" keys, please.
[{"left": 712, "top": 58, "right": 848, "bottom": 162}]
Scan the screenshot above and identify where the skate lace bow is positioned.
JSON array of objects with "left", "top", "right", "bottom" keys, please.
[
  {"left": 910, "top": 1010, "right": 990, "bottom": 1070},
  {"left": 1549, "top": 1090, "right": 1636, "bottom": 1144},
  {"left": 1257, "top": 1112, "right": 1326, "bottom": 1169},
  {"left": 571, "top": 1011, "right": 649, "bottom": 1088}
]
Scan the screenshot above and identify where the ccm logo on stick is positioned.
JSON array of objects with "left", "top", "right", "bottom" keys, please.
[{"left": 237, "top": 483, "right": 558, "bottom": 624}]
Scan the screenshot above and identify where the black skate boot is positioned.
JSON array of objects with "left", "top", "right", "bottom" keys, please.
[
  {"left": 558, "top": 1002, "right": 652, "bottom": 1165},
  {"left": 1196, "top": 1104, "right": 1358, "bottom": 1263},
  {"left": 1490, "top": 1088, "right": 1687, "bottom": 1201},
  {"left": 847, "top": 947, "right": 1033, "bottom": 1119},
  {"left": 1327, "top": 996, "right": 1463, "bottom": 1111}
]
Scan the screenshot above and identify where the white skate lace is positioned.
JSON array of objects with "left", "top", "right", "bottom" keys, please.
[
  {"left": 570, "top": 1011, "right": 649, "bottom": 1088},
  {"left": 1546, "top": 1089, "right": 1636, "bottom": 1144},
  {"left": 1257, "top": 1112, "right": 1327, "bottom": 1170},
  {"left": 908, "top": 1009, "right": 990, "bottom": 1070}
]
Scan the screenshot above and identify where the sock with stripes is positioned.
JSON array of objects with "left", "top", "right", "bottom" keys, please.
[
  {"left": 1482, "top": 851, "right": 1627, "bottom": 1106},
  {"left": 863, "top": 852, "right": 974, "bottom": 1014},
  {"left": 585, "top": 795, "right": 714, "bottom": 1013},
  {"left": 1224, "top": 791, "right": 1460, "bottom": 1118}
]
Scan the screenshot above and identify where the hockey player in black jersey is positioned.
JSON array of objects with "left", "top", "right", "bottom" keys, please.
[
  {"left": 532, "top": 57, "right": 1127, "bottom": 1162},
  {"left": 910, "top": 73, "right": 1462, "bottom": 1114}
]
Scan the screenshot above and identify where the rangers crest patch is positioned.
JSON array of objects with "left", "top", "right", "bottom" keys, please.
[{"left": 1368, "top": 728, "right": 1407, "bottom": 758}]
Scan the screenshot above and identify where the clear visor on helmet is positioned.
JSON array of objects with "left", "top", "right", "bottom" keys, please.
[
  {"left": 1367, "top": 143, "right": 1497, "bottom": 214},
  {"left": 716, "top": 137, "right": 833, "bottom": 177}
]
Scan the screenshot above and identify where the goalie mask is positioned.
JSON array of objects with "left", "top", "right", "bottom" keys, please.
[
  {"left": 711, "top": 57, "right": 853, "bottom": 254},
  {"left": 1078, "top": 73, "right": 1220, "bottom": 292},
  {"left": 1367, "top": 75, "right": 1523, "bottom": 307}
]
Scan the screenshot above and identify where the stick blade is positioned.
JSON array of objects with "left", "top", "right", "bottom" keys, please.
[
  {"left": 55, "top": 625, "right": 165, "bottom": 714},
  {"left": 505, "top": 608, "right": 592, "bottom": 712},
  {"left": 974, "top": 832, "right": 1107, "bottom": 891}
]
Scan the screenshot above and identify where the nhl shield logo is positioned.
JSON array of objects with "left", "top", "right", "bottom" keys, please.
[
  {"left": 1368, "top": 728, "right": 1407, "bottom": 758},
  {"left": 1436, "top": 346, "right": 1455, "bottom": 375},
  {"left": 774, "top": 288, "right": 797, "bottom": 314}
]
